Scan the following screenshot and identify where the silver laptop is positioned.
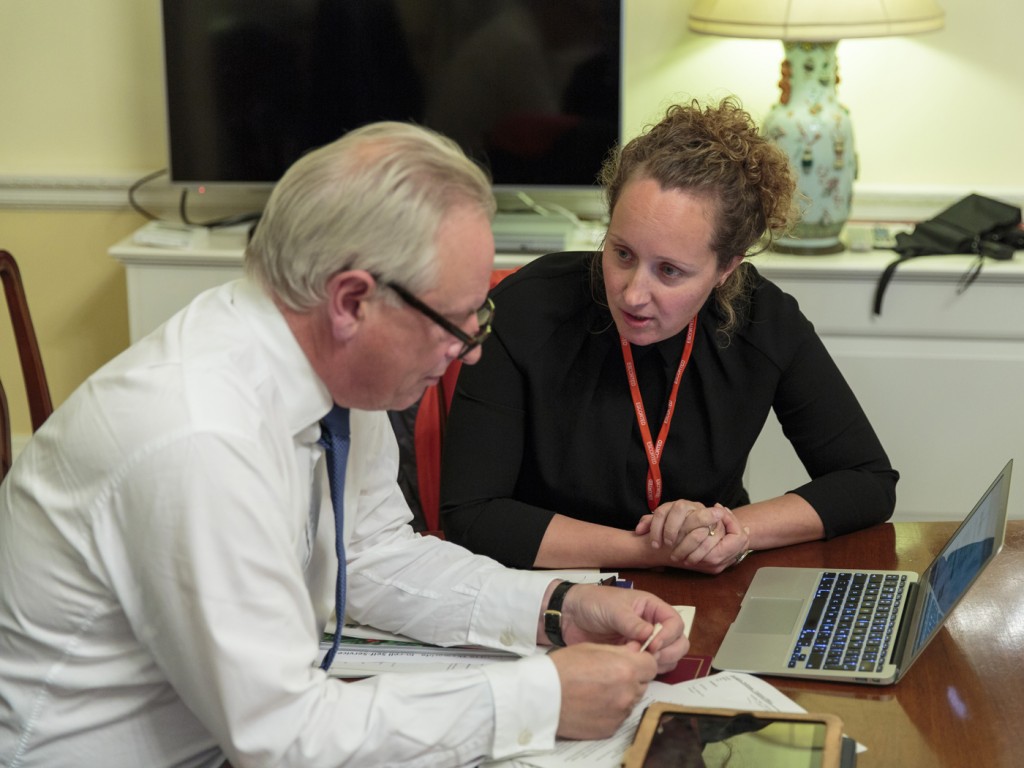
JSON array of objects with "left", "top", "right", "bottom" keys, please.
[{"left": 713, "top": 460, "right": 1013, "bottom": 685}]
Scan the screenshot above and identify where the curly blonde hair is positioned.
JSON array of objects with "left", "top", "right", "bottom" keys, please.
[{"left": 599, "top": 98, "right": 797, "bottom": 337}]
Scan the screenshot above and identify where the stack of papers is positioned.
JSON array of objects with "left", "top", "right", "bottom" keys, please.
[
  {"left": 484, "top": 671, "right": 815, "bottom": 768},
  {"left": 322, "top": 629, "right": 520, "bottom": 677},
  {"left": 323, "top": 603, "right": 695, "bottom": 679}
]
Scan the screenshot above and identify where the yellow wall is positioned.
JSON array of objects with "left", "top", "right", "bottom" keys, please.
[
  {"left": 0, "top": 0, "right": 165, "bottom": 174},
  {"left": 1, "top": 0, "right": 163, "bottom": 435},
  {"left": 2, "top": 0, "right": 1023, "bottom": 437},
  {"left": 1, "top": 211, "right": 137, "bottom": 434},
  {"left": 5, "top": 1, "right": 1022, "bottom": 184},
  {"left": 629, "top": 1, "right": 1024, "bottom": 191}
]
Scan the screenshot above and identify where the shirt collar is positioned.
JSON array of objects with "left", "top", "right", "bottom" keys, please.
[{"left": 230, "top": 279, "right": 334, "bottom": 440}]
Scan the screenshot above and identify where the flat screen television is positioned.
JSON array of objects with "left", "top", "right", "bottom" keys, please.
[{"left": 160, "top": 0, "right": 623, "bottom": 217}]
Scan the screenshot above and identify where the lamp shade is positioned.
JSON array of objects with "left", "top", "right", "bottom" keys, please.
[{"left": 688, "top": 0, "right": 945, "bottom": 41}]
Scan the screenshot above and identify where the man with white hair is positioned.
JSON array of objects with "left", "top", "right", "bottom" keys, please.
[{"left": 0, "top": 122, "right": 687, "bottom": 767}]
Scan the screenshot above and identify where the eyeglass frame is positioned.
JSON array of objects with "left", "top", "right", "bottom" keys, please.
[{"left": 379, "top": 278, "right": 495, "bottom": 359}]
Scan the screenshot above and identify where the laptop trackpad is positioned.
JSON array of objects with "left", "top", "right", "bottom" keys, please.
[{"left": 734, "top": 598, "right": 804, "bottom": 635}]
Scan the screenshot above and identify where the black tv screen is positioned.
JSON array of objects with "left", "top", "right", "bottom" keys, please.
[{"left": 161, "top": 0, "right": 623, "bottom": 197}]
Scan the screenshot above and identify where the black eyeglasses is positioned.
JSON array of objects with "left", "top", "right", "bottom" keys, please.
[{"left": 383, "top": 280, "right": 495, "bottom": 359}]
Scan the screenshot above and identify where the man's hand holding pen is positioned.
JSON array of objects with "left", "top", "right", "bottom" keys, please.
[{"left": 540, "top": 582, "right": 688, "bottom": 740}]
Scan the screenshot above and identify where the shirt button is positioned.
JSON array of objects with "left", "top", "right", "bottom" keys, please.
[
  {"left": 500, "top": 630, "right": 516, "bottom": 646},
  {"left": 518, "top": 729, "right": 533, "bottom": 746}
]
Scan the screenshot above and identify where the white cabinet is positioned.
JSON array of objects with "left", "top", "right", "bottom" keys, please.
[
  {"left": 110, "top": 228, "right": 1024, "bottom": 521},
  {"left": 109, "top": 224, "right": 250, "bottom": 343},
  {"left": 748, "top": 251, "right": 1024, "bottom": 522},
  {"left": 107, "top": 222, "right": 596, "bottom": 341}
]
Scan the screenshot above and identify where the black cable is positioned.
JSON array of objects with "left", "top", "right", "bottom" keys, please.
[
  {"left": 127, "top": 168, "right": 168, "bottom": 221},
  {"left": 178, "top": 186, "right": 262, "bottom": 229},
  {"left": 131, "top": 167, "right": 262, "bottom": 229}
]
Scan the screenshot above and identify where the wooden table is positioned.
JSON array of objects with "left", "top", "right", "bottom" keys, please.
[{"left": 624, "top": 521, "right": 1024, "bottom": 767}]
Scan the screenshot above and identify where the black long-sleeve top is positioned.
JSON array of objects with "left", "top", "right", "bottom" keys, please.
[{"left": 440, "top": 252, "right": 898, "bottom": 568}]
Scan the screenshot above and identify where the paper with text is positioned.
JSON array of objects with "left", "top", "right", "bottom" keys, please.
[
  {"left": 483, "top": 671, "right": 805, "bottom": 768},
  {"left": 324, "top": 606, "right": 694, "bottom": 678}
]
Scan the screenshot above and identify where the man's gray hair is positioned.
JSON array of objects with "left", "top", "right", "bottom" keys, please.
[{"left": 246, "top": 122, "right": 495, "bottom": 311}]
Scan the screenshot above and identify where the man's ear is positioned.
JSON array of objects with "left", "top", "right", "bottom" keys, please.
[{"left": 325, "top": 271, "right": 375, "bottom": 342}]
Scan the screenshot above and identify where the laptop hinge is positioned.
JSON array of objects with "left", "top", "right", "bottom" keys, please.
[{"left": 889, "top": 581, "right": 919, "bottom": 669}]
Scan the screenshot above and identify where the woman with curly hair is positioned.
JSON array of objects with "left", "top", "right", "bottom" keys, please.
[{"left": 440, "top": 98, "right": 898, "bottom": 573}]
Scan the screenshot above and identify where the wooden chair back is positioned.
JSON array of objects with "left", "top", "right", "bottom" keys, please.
[{"left": 1, "top": 250, "right": 53, "bottom": 481}]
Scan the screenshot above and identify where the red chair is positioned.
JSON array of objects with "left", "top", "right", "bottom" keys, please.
[
  {"left": 1, "top": 250, "right": 53, "bottom": 481},
  {"left": 414, "top": 268, "right": 516, "bottom": 531}
]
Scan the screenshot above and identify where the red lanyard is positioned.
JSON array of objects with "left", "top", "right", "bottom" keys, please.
[{"left": 620, "top": 317, "right": 697, "bottom": 511}]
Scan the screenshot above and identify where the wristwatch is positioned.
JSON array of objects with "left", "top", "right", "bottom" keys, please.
[{"left": 543, "top": 581, "right": 576, "bottom": 647}]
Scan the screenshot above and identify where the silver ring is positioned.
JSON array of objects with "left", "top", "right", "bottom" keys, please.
[{"left": 734, "top": 549, "right": 753, "bottom": 565}]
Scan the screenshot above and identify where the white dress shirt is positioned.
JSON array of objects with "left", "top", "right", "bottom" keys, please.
[{"left": 0, "top": 279, "right": 561, "bottom": 768}]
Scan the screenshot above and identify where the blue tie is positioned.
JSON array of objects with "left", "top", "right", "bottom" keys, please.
[{"left": 318, "top": 405, "right": 351, "bottom": 671}]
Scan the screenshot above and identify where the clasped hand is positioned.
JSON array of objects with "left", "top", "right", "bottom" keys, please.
[{"left": 636, "top": 499, "right": 750, "bottom": 574}]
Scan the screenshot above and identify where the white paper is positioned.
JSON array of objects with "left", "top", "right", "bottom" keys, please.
[
  {"left": 325, "top": 645, "right": 521, "bottom": 677},
  {"left": 484, "top": 671, "right": 806, "bottom": 768},
  {"left": 326, "top": 604, "right": 692, "bottom": 677},
  {"left": 674, "top": 605, "right": 695, "bottom": 639}
]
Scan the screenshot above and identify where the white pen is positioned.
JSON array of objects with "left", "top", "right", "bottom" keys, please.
[{"left": 639, "top": 622, "right": 663, "bottom": 653}]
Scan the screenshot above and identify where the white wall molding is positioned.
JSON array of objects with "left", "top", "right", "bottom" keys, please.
[
  {"left": 0, "top": 174, "right": 141, "bottom": 210},
  {"left": 0, "top": 173, "right": 270, "bottom": 219},
  {"left": 3, "top": 174, "right": 1023, "bottom": 226}
]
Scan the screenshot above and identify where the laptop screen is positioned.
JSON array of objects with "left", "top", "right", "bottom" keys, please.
[{"left": 908, "top": 462, "right": 1012, "bottom": 659}]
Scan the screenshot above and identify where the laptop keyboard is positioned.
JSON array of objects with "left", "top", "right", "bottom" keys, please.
[{"left": 788, "top": 571, "right": 908, "bottom": 674}]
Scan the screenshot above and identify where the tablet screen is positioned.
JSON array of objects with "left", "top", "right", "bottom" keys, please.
[{"left": 641, "top": 711, "right": 831, "bottom": 768}]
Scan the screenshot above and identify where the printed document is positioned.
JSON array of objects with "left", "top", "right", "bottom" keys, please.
[{"left": 483, "top": 671, "right": 808, "bottom": 768}]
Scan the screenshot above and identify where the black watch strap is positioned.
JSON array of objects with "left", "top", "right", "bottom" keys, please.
[{"left": 543, "top": 581, "right": 576, "bottom": 647}]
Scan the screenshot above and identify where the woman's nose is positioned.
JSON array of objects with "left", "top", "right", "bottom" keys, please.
[{"left": 622, "top": 269, "right": 651, "bottom": 307}]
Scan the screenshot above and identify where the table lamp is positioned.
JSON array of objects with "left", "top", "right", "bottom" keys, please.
[{"left": 688, "top": 0, "right": 945, "bottom": 254}]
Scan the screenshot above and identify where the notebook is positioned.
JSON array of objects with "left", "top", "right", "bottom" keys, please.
[{"left": 712, "top": 459, "right": 1013, "bottom": 685}]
